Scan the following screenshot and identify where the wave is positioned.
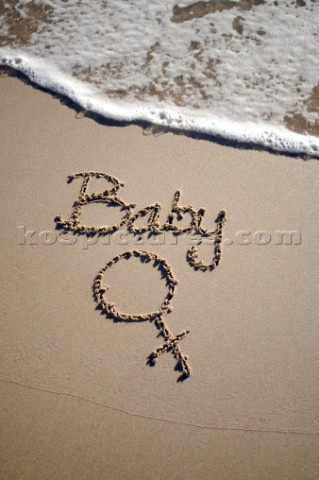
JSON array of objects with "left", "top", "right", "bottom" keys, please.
[{"left": 1, "top": 0, "right": 318, "bottom": 157}]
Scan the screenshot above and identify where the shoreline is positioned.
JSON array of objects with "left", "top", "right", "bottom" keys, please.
[{"left": 1, "top": 64, "right": 318, "bottom": 161}]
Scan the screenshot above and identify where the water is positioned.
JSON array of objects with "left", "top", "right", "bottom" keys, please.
[{"left": 1, "top": 0, "right": 319, "bottom": 156}]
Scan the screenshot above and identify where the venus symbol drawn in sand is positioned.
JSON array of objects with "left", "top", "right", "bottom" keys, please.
[{"left": 93, "top": 250, "right": 191, "bottom": 379}]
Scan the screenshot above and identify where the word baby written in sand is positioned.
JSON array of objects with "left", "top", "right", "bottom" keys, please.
[
  {"left": 55, "top": 172, "right": 227, "bottom": 272},
  {"left": 55, "top": 172, "right": 227, "bottom": 379}
]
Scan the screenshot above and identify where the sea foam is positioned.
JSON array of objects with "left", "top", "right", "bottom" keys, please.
[{"left": 1, "top": 0, "right": 319, "bottom": 157}]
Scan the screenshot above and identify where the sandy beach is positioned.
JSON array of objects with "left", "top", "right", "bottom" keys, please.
[{"left": 1, "top": 75, "right": 319, "bottom": 479}]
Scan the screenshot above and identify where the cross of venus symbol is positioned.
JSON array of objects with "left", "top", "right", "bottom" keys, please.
[{"left": 93, "top": 250, "right": 191, "bottom": 380}]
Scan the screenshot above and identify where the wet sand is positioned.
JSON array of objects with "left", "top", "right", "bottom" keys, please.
[{"left": 0, "top": 75, "right": 319, "bottom": 480}]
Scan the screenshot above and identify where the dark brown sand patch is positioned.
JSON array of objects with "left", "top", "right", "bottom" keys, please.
[
  {"left": 305, "top": 83, "right": 319, "bottom": 113},
  {"left": 203, "top": 58, "right": 220, "bottom": 80},
  {"left": 71, "top": 62, "right": 126, "bottom": 94},
  {"left": 146, "top": 82, "right": 167, "bottom": 101},
  {"left": 285, "top": 82, "right": 319, "bottom": 136},
  {"left": 171, "top": 0, "right": 266, "bottom": 24},
  {"left": 188, "top": 40, "right": 202, "bottom": 51},
  {"left": 0, "top": 0, "right": 53, "bottom": 47},
  {"left": 296, "top": 0, "right": 306, "bottom": 6},
  {"left": 232, "top": 17, "right": 244, "bottom": 35},
  {"left": 142, "top": 42, "right": 160, "bottom": 69},
  {"left": 284, "top": 113, "right": 319, "bottom": 136},
  {"left": 161, "top": 60, "right": 169, "bottom": 74}
]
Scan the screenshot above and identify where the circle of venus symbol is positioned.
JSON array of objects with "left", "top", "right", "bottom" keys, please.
[{"left": 93, "top": 250, "right": 191, "bottom": 379}]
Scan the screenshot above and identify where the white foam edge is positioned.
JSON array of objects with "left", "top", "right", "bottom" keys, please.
[{"left": 1, "top": 52, "right": 319, "bottom": 158}]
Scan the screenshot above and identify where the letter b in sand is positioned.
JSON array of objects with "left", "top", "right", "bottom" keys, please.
[{"left": 54, "top": 172, "right": 135, "bottom": 235}]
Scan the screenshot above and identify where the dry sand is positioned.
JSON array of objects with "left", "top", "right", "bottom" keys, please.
[{"left": 1, "top": 75, "right": 319, "bottom": 479}]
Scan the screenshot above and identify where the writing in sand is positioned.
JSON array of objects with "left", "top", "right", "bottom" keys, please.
[{"left": 55, "top": 172, "right": 227, "bottom": 379}]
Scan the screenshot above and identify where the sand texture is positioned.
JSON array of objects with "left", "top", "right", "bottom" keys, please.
[{"left": 0, "top": 76, "right": 319, "bottom": 479}]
